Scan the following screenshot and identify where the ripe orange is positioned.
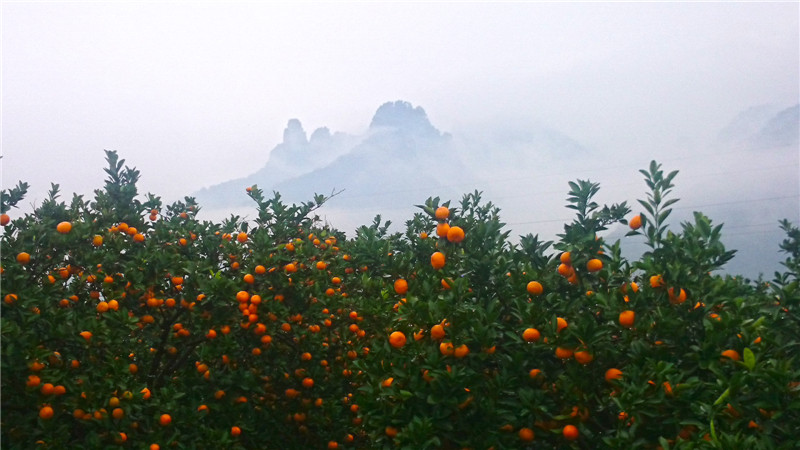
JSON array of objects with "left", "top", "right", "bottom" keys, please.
[
  {"left": 435, "top": 206, "right": 449, "bottom": 220},
  {"left": 522, "top": 328, "right": 541, "bottom": 343},
  {"left": 629, "top": 214, "right": 642, "bottom": 230},
  {"left": 605, "top": 368, "right": 623, "bottom": 383},
  {"left": 618, "top": 310, "right": 635, "bottom": 328},
  {"left": 446, "top": 226, "right": 465, "bottom": 243},
  {"left": 27, "top": 375, "right": 41, "bottom": 387},
  {"left": 518, "top": 427, "right": 534, "bottom": 442},
  {"left": 302, "top": 377, "right": 314, "bottom": 388},
  {"left": 112, "top": 408, "right": 124, "bottom": 420},
  {"left": 389, "top": 331, "right": 406, "bottom": 348},
  {"left": 454, "top": 344, "right": 470, "bottom": 358},
  {"left": 284, "top": 263, "right": 297, "bottom": 273},
  {"left": 382, "top": 377, "right": 394, "bottom": 387},
  {"left": 385, "top": 426, "right": 399, "bottom": 438},
  {"left": 237, "top": 232, "right": 248, "bottom": 243},
  {"left": 243, "top": 273, "right": 255, "bottom": 284},
  {"left": 556, "top": 317, "right": 568, "bottom": 333},
  {"left": 560, "top": 252, "right": 572, "bottom": 265},
  {"left": 668, "top": 287, "right": 687, "bottom": 304},
  {"left": 79, "top": 331, "right": 92, "bottom": 341},
  {"left": 92, "top": 235, "right": 103, "bottom": 246},
  {"left": 16, "top": 252, "right": 30, "bottom": 264},
  {"left": 650, "top": 275, "right": 664, "bottom": 288},
  {"left": 231, "top": 426, "right": 242, "bottom": 437},
  {"left": 555, "top": 347, "right": 573, "bottom": 360},
  {"left": 39, "top": 405, "right": 54, "bottom": 419},
  {"left": 563, "top": 424, "right": 579, "bottom": 440},
  {"left": 526, "top": 281, "right": 543, "bottom": 296},
  {"left": 439, "top": 342, "right": 455, "bottom": 356},
  {"left": 316, "top": 261, "right": 327, "bottom": 270},
  {"left": 436, "top": 222, "right": 450, "bottom": 238},
  {"left": 528, "top": 369, "right": 542, "bottom": 379},
  {"left": 0, "top": 213, "right": 9, "bottom": 226},
  {"left": 431, "top": 324, "right": 446, "bottom": 340},
  {"left": 159, "top": 414, "right": 172, "bottom": 426},
  {"left": 557, "top": 263, "right": 573, "bottom": 277},
  {"left": 586, "top": 258, "right": 603, "bottom": 272},
  {"left": 574, "top": 350, "right": 594, "bottom": 365},
  {"left": 394, "top": 279, "right": 408, "bottom": 295},
  {"left": 56, "top": 221, "right": 72, "bottom": 234},
  {"left": 430, "top": 252, "right": 446, "bottom": 270},
  {"left": 721, "top": 349, "right": 740, "bottom": 361}
]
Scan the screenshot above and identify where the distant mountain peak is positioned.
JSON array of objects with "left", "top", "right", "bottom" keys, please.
[
  {"left": 283, "top": 118, "right": 308, "bottom": 146},
  {"left": 369, "top": 100, "right": 440, "bottom": 136}
]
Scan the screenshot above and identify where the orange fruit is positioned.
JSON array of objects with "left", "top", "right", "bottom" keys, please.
[
  {"left": 16, "top": 252, "right": 30, "bottom": 264},
  {"left": 385, "top": 426, "right": 398, "bottom": 438},
  {"left": 454, "top": 344, "right": 470, "bottom": 358},
  {"left": 302, "top": 377, "right": 314, "bottom": 388},
  {"left": 79, "top": 331, "right": 92, "bottom": 341},
  {"left": 721, "top": 349, "right": 740, "bottom": 361},
  {"left": 328, "top": 441, "right": 339, "bottom": 449},
  {"left": 563, "top": 424, "right": 579, "bottom": 440},
  {"left": 605, "top": 368, "right": 623, "bottom": 383},
  {"left": 518, "top": 427, "right": 534, "bottom": 442},
  {"left": 40, "top": 383, "right": 55, "bottom": 395},
  {"left": 439, "top": 342, "right": 455, "bottom": 356},
  {"left": 431, "top": 324, "right": 446, "bottom": 340},
  {"left": 112, "top": 408, "right": 124, "bottom": 420},
  {"left": 560, "top": 252, "right": 572, "bottom": 265},
  {"left": 96, "top": 301, "right": 109, "bottom": 313},
  {"left": 159, "top": 414, "right": 172, "bottom": 426},
  {"left": 435, "top": 206, "right": 449, "bottom": 220},
  {"left": 557, "top": 263, "right": 573, "bottom": 277},
  {"left": 556, "top": 317, "right": 568, "bottom": 333},
  {"left": 555, "top": 347, "right": 573, "bottom": 360},
  {"left": 618, "top": 310, "right": 635, "bottom": 328},
  {"left": 0, "top": 214, "right": 9, "bottom": 226},
  {"left": 231, "top": 426, "right": 242, "bottom": 437},
  {"left": 668, "top": 287, "right": 687, "bottom": 304},
  {"left": 389, "top": 331, "right": 406, "bottom": 349},
  {"left": 430, "top": 252, "right": 445, "bottom": 270},
  {"left": 394, "top": 279, "right": 408, "bottom": 295},
  {"left": 522, "top": 328, "right": 540, "bottom": 343},
  {"left": 284, "top": 263, "right": 297, "bottom": 273},
  {"left": 446, "top": 226, "right": 465, "bottom": 243},
  {"left": 243, "top": 273, "right": 255, "bottom": 284},
  {"left": 92, "top": 235, "right": 103, "bottom": 246},
  {"left": 436, "top": 222, "right": 450, "bottom": 238},
  {"left": 27, "top": 375, "right": 41, "bottom": 387},
  {"left": 586, "top": 258, "right": 603, "bottom": 272},
  {"left": 39, "top": 405, "right": 54, "bottom": 419},
  {"left": 316, "top": 261, "right": 327, "bottom": 270},
  {"left": 237, "top": 232, "right": 248, "bottom": 243},
  {"left": 526, "top": 281, "right": 543, "bottom": 296},
  {"left": 382, "top": 377, "right": 394, "bottom": 387},
  {"left": 528, "top": 369, "right": 542, "bottom": 379},
  {"left": 629, "top": 214, "right": 642, "bottom": 230},
  {"left": 574, "top": 350, "right": 594, "bottom": 365},
  {"left": 56, "top": 221, "right": 72, "bottom": 234},
  {"left": 650, "top": 275, "right": 664, "bottom": 288}
]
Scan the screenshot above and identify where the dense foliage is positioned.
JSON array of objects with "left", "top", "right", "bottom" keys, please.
[{"left": 2, "top": 151, "right": 798, "bottom": 449}]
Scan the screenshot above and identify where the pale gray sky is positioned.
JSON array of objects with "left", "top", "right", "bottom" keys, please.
[{"left": 2, "top": 2, "right": 798, "bottom": 206}]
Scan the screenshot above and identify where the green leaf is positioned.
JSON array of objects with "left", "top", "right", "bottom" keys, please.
[{"left": 743, "top": 347, "right": 755, "bottom": 371}]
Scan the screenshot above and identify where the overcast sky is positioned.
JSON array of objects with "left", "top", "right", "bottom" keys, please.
[{"left": 2, "top": 2, "right": 798, "bottom": 208}]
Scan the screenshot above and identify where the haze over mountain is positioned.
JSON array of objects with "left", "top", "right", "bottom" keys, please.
[{"left": 195, "top": 100, "right": 798, "bottom": 279}]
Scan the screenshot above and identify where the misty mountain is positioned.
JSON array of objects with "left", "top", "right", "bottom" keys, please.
[
  {"left": 193, "top": 120, "right": 359, "bottom": 208},
  {"left": 715, "top": 103, "right": 799, "bottom": 150},
  {"left": 194, "top": 100, "right": 593, "bottom": 214}
]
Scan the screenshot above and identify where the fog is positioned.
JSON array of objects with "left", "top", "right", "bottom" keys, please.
[{"left": 2, "top": 3, "right": 798, "bottom": 277}]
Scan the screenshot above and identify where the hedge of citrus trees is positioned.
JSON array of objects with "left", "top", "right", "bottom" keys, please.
[{"left": 2, "top": 151, "right": 798, "bottom": 449}]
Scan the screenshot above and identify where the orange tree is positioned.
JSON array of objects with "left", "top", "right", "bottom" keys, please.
[{"left": 2, "top": 152, "right": 798, "bottom": 449}]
